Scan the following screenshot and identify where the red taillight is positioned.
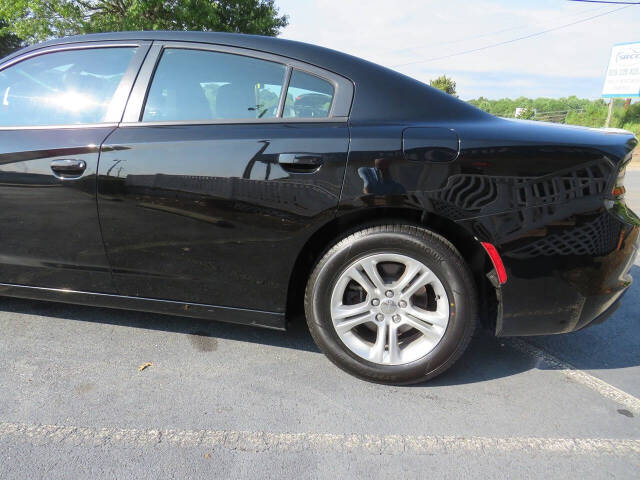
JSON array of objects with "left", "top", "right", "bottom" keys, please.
[
  {"left": 613, "top": 166, "right": 626, "bottom": 198},
  {"left": 612, "top": 185, "right": 626, "bottom": 197},
  {"left": 481, "top": 242, "right": 507, "bottom": 285}
]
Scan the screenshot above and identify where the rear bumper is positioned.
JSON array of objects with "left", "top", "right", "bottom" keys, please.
[
  {"left": 494, "top": 209, "right": 638, "bottom": 337},
  {"left": 574, "top": 290, "right": 625, "bottom": 332}
]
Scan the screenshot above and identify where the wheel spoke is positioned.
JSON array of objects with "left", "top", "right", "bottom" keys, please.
[
  {"left": 405, "top": 306, "right": 448, "bottom": 329},
  {"left": 400, "top": 269, "right": 433, "bottom": 299},
  {"left": 332, "top": 301, "right": 371, "bottom": 321},
  {"left": 391, "top": 261, "right": 422, "bottom": 293},
  {"left": 343, "top": 265, "right": 375, "bottom": 296},
  {"left": 335, "top": 313, "right": 375, "bottom": 335},
  {"left": 387, "top": 323, "right": 400, "bottom": 364},
  {"left": 359, "top": 258, "right": 386, "bottom": 292},
  {"left": 369, "top": 322, "right": 387, "bottom": 363},
  {"left": 402, "top": 314, "right": 444, "bottom": 344}
]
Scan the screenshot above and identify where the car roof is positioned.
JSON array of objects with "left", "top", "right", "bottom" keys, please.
[{"left": 4, "top": 31, "right": 487, "bottom": 123}]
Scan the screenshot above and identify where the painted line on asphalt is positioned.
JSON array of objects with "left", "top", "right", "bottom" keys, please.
[
  {"left": 507, "top": 338, "right": 640, "bottom": 413},
  {"left": 0, "top": 422, "right": 638, "bottom": 456}
]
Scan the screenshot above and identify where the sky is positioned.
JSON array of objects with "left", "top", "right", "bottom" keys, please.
[{"left": 275, "top": 0, "right": 640, "bottom": 100}]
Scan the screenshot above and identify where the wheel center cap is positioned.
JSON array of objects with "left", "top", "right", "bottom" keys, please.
[{"left": 380, "top": 299, "right": 397, "bottom": 315}]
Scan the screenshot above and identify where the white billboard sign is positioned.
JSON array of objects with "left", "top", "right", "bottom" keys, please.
[{"left": 602, "top": 41, "right": 640, "bottom": 98}]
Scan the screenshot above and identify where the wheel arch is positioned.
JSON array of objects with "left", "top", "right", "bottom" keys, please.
[{"left": 286, "top": 207, "right": 498, "bottom": 330}]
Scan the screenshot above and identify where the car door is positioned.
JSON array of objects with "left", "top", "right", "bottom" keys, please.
[
  {"left": 96, "top": 43, "right": 352, "bottom": 312},
  {"left": 0, "top": 42, "right": 149, "bottom": 292}
]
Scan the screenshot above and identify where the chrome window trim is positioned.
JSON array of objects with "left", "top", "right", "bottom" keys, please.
[
  {"left": 121, "top": 43, "right": 163, "bottom": 123},
  {"left": 0, "top": 123, "right": 119, "bottom": 131},
  {"left": 0, "top": 41, "right": 142, "bottom": 71},
  {"left": 0, "top": 41, "right": 152, "bottom": 128},
  {"left": 105, "top": 43, "right": 153, "bottom": 122},
  {"left": 122, "top": 40, "right": 354, "bottom": 124},
  {"left": 119, "top": 117, "right": 348, "bottom": 128},
  {"left": 276, "top": 66, "right": 293, "bottom": 118}
]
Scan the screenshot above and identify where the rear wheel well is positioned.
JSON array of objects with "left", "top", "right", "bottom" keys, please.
[{"left": 286, "top": 208, "right": 498, "bottom": 331}]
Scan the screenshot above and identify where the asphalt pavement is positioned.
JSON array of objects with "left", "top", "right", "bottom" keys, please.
[{"left": 1, "top": 172, "right": 640, "bottom": 479}]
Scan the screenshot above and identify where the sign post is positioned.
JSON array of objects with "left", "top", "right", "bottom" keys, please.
[
  {"left": 601, "top": 41, "right": 640, "bottom": 128},
  {"left": 605, "top": 100, "right": 614, "bottom": 128}
]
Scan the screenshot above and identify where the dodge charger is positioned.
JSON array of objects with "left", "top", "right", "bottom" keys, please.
[{"left": 0, "top": 31, "right": 637, "bottom": 384}]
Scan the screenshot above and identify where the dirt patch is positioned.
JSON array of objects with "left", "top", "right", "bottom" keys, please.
[
  {"left": 74, "top": 383, "right": 95, "bottom": 394},
  {"left": 189, "top": 331, "right": 218, "bottom": 352}
]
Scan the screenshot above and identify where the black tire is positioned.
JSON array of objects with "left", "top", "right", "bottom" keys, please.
[{"left": 304, "top": 224, "right": 477, "bottom": 385}]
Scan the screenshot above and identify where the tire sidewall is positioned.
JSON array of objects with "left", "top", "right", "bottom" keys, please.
[{"left": 307, "top": 228, "right": 475, "bottom": 384}]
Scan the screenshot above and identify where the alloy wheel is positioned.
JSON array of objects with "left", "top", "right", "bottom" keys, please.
[{"left": 329, "top": 253, "right": 450, "bottom": 365}]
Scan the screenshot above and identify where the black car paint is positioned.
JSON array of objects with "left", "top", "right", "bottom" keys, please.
[
  {"left": 0, "top": 31, "right": 637, "bottom": 336},
  {"left": 341, "top": 119, "right": 637, "bottom": 335},
  {"left": 0, "top": 127, "right": 116, "bottom": 292},
  {"left": 97, "top": 122, "right": 349, "bottom": 311}
]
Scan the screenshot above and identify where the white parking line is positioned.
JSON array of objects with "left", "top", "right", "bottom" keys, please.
[
  {"left": 506, "top": 338, "right": 640, "bottom": 413},
  {"left": 0, "top": 422, "right": 638, "bottom": 456}
]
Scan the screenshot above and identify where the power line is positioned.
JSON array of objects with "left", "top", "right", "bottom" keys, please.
[
  {"left": 567, "top": 1, "right": 640, "bottom": 4},
  {"left": 393, "top": 4, "right": 634, "bottom": 68},
  {"left": 393, "top": 2, "right": 610, "bottom": 53}
]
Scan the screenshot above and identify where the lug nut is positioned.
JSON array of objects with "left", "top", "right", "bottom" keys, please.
[
  {"left": 398, "top": 300, "right": 407, "bottom": 308},
  {"left": 385, "top": 290, "right": 394, "bottom": 298},
  {"left": 392, "top": 315, "right": 401, "bottom": 323},
  {"left": 371, "top": 298, "right": 380, "bottom": 306},
  {"left": 375, "top": 313, "right": 384, "bottom": 322}
]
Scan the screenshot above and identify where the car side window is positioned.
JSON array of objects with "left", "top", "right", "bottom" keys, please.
[
  {"left": 142, "top": 49, "right": 287, "bottom": 122},
  {"left": 0, "top": 47, "right": 137, "bottom": 127},
  {"left": 283, "top": 70, "right": 334, "bottom": 118}
]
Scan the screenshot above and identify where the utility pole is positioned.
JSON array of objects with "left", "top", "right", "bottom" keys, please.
[{"left": 605, "top": 98, "right": 614, "bottom": 128}]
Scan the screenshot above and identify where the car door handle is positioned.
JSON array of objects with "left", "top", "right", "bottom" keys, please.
[
  {"left": 277, "top": 153, "right": 324, "bottom": 173},
  {"left": 50, "top": 159, "right": 87, "bottom": 178}
]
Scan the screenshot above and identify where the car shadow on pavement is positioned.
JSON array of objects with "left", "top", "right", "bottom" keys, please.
[
  {"left": 0, "top": 295, "right": 321, "bottom": 353},
  {"left": 0, "top": 264, "right": 638, "bottom": 387},
  {"left": 522, "top": 264, "right": 640, "bottom": 373},
  {"left": 431, "top": 264, "right": 640, "bottom": 387},
  {"left": 432, "top": 264, "right": 640, "bottom": 387}
]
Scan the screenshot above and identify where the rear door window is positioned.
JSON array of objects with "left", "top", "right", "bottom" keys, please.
[{"left": 142, "top": 49, "right": 287, "bottom": 122}]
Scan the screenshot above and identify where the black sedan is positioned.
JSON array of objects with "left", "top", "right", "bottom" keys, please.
[{"left": 0, "top": 31, "right": 637, "bottom": 384}]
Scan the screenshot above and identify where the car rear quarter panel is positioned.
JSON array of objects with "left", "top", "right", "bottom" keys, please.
[{"left": 339, "top": 118, "right": 638, "bottom": 336}]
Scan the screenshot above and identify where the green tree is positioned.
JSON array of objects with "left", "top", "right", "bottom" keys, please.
[
  {"left": 515, "top": 106, "right": 535, "bottom": 120},
  {"left": 429, "top": 75, "right": 456, "bottom": 96},
  {"left": 0, "top": 0, "right": 289, "bottom": 44},
  {"left": 622, "top": 101, "right": 640, "bottom": 124},
  {"left": 0, "top": 20, "right": 21, "bottom": 57},
  {"left": 468, "top": 95, "right": 639, "bottom": 137}
]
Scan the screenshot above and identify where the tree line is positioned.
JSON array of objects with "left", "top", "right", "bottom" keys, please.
[
  {"left": 0, "top": 0, "right": 288, "bottom": 45},
  {"left": 430, "top": 75, "right": 639, "bottom": 137},
  {"left": 468, "top": 96, "right": 640, "bottom": 136}
]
